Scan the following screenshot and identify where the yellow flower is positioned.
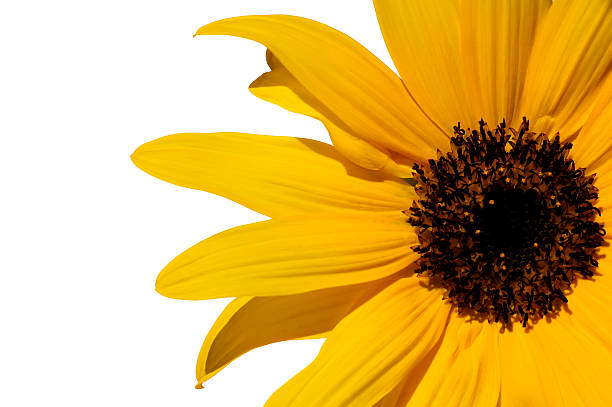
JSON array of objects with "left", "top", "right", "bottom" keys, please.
[{"left": 132, "top": 1, "right": 612, "bottom": 406}]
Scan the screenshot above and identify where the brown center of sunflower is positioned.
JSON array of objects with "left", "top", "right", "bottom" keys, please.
[{"left": 407, "top": 118, "right": 605, "bottom": 327}]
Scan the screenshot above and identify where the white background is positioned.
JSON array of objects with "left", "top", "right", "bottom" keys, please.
[{"left": 1, "top": 1, "right": 398, "bottom": 406}]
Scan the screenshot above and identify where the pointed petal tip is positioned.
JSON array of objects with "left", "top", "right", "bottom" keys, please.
[
  {"left": 131, "top": 145, "right": 156, "bottom": 178},
  {"left": 154, "top": 264, "right": 213, "bottom": 301},
  {"left": 193, "top": 21, "right": 215, "bottom": 37},
  {"left": 130, "top": 147, "right": 144, "bottom": 167},
  {"left": 130, "top": 140, "right": 159, "bottom": 169},
  {"left": 194, "top": 15, "right": 304, "bottom": 37},
  {"left": 154, "top": 268, "right": 174, "bottom": 298},
  {"left": 193, "top": 19, "right": 225, "bottom": 37},
  {"left": 154, "top": 284, "right": 169, "bottom": 299},
  {"left": 193, "top": 17, "right": 240, "bottom": 37}
]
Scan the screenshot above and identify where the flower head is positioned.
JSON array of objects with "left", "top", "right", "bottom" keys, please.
[{"left": 132, "top": 1, "right": 612, "bottom": 405}]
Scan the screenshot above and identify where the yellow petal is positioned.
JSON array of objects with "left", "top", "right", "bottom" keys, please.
[
  {"left": 571, "top": 73, "right": 612, "bottom": 172},
  {"left": 131, "top": 133, "right": 414, "bottom": 218},
  {"left": 460, "top": 0, "right": 550, "bottom": 126},
  {"left": 156, "top": 216, "right": 417, "bottom": 300},
  {"left": 519, "top": 0, "right": 612, "bottom": 139},
  {"left": 250, "top": 52, "right": 413, "bottom": 176},
  {"left": 248, "top": 51, "right": 321, "bottom": 120},
  {"left": 571, "top": 74, "right": 612, "bottom": 226},
  {"left": 568, "top": 252, "right": 612, "bottom": 354},
  {"left": 406, "top": 318, "right": 501, "bottom": 407},
  {"left": 264, "top": 277, "right": 451, "bottom": 407},
  {"left": 196, "top": 274, "right": 399, "bottom": 387},
  {"left": 593, "top": 168, "right": 612, "bottom": 230},
  {"left": 373, "top": 0, "right": 476, "bottom": 131},
  {"left": 373, "top": 384, "right": 405, "bottom": 407},
  {"left": 595, "top": 171, "right": 612, "bottom": 223},
  {"left": 500, "top": 302, "right": 612, "bottom": 406},
  {"left": 601, "top": 212, "right": 612, "bottom": 237},
  {"left": 196, "top": 15, "right": 447, "bottom": 162},
  {"left": 498, "top": 327, "right": 566, "bottom": 406},
  {"left": 373, "top": 343, "right": 440, "bottom": 407},
  {"left": 531, "top": 316, "right": 612, "bottom": 405}
]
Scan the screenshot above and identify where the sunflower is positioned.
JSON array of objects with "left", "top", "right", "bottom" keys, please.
[{"left": 132, "top": 1, "right": 612, "bottom": 406}]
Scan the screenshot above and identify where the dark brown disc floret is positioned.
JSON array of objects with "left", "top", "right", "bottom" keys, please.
[{"left": 408, "top": 118, "right": 605, "bottom": 327}]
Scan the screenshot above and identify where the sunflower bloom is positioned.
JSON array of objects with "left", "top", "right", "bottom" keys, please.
[{"left": 132, "top": 1, "right": 612, "bottom": 405}]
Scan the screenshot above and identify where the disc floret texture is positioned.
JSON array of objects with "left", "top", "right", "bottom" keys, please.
[{"left": 408, "top": 119, "right": 605, "bottom": 326}]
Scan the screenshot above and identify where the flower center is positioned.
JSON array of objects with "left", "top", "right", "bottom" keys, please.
[{"left": 408, "top": 118, "right": 605, "bottom": 327}]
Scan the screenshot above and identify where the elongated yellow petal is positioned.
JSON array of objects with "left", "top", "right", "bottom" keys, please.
[
  {"left": 531, "top": 316, "right": 612, "bottom": 405},
  {"left": 571, "top": 73, "right": 612, "bottom": 172},
  {"left": 196, "top": 274, "right": 399, "bottom": 387},
  {"left": 250, "top": 52, "right": 414, "bottom": 176},
  {"left": 406, "top": 318, "right": 500, "bottom": 407},
  {"left": 568, "top": 253, "right": 612, "bottom": 354},
  {"left": 573, "top": 75, "right": 612, "bottom": 227},
  {"left": 500, "top": 305, "right": 612, "bottom": 406},
  {"left": 594, "top": 169, "right": 612, "bottom": 227},
  {"left": 373, "top": 343, "right": 440, "bottom": 407},
  {"left": 373, "top": 385, "right": 404, "bottom": 407},
  {"left": 196, "top": 15, "right": 447, "bottom": 161},
  {"left": 499, "top": 329, "right": 565, "bottom": 406},
  {"left": 375, "top": 319, "right": 501, "bottom": 407},
  {"left": 567, "top": 79, "right": 612, "bottom": 229},
  {"left": 156, "top": 216, "right": 417, "bottom": 300},
  {"left": 460, "top": 0, "right": 550, "bottom": 126},
  {"left": 373, "top": 0, "right": 476, "bottom": 131},
  {"left": 248, "top": 52, "right": 322, "bottom": 120},
  {"left": 131, "top": 133, "right": 414, "bottom": 218},
  {"left": 519, "top": 0, "right": 612, "bottom": 139},
  {"left": 264, "top": 277, "right": 451, "bottom": 407}
]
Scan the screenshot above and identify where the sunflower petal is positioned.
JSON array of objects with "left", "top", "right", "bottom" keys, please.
[
  {"left": 373, "top": 385, "right": 405, "bottom": 407},
  {"left": 196, "top": 274, "right": 400, "bottom": 387},
  {"left": 568, "top": 254, "right": 612, "bottom": 354},
  {"left": 196, "top": 15, "right": 447, "bottom": 162},
  {"left": 460, "top": 0, "right": 550, "bottom": 125},
  {"left": 572, "top": 74, "right": 612, "bottom": 225},
  {"left": 250, "top": 52, "right": 413, "bottom": 175},
  {"left": 131, "top": 133, "right": 413, "bottom": 218},
  {"left": 531, "top": 316, "right": 612, "bottom": 405},
  {"left": 407, "top": 318, "right": 501, "bottom": 407},
  {"left": 500, "top": 310, "right": 612, "bottom": 406},
  {"left": 498, "top": 326, "right": 566, "bottom": 406},
  {"left": 156, "top": 216, "right": 417, "bottom": 300},
  {"left": 519, "top": 0, "right": 612, "bottom": 139},
  {"left": 373, "top": 0, "right": 476, "bottom": 131},
  {"left": 595, "top": 170, "right": 612, "bottom": 224},
  {"left": 373, "top": 344, "right": 440, "bottom": 407},
  {"left": 571, "top": 73, "right": 612, "bottom": 172},
  {"left": 264, "top": 278, "right": 451, "bottom": 407}
]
